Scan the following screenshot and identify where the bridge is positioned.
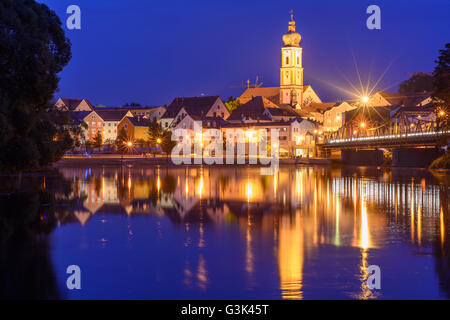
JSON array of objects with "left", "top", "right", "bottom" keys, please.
[
  {"left": 321, "top": 129, "right": 450, "bottom": 149},
  {"left": 317, "top": 118, "right": 449, "bottom": 167}
]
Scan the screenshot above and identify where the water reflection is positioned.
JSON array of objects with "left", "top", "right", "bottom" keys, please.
[
  {"left": 0, "top": 171, "right": 75, "bottom": 299},
  {"left": 0, "top": 166, "right": 449, "bottom": 299}
]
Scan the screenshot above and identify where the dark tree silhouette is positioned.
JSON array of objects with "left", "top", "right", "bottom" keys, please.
[
  {"left": 398, "top": 72, "right": 433, "bottom": 93},
  {"left": 0, "top": 0, "right": 72, "bottom": 172},
  {"left": 432, "top": 43, "right": 450, "bottom": 105}
]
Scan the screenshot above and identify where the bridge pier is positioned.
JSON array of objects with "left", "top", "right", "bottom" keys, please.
[
  {"left": 341, "top": 149, "right": 384, "bottom": 166},
  {"left": 392, "top": 147, "right": 444, "bottom": 167}
]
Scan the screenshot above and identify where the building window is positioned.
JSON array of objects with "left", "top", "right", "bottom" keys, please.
[
  {"left": 297, "top": 56, "right": 299, "bottom": 65},
  {"left": 124, "top": 124, "right": 128, "bottom": 129},
  {"left": 286, "top": 56, "right": 289, "bottom": 65}
]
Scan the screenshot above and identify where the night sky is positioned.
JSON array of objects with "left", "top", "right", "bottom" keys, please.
[{"left": 39, "top": 0, "right": 450, "bottom": 107}]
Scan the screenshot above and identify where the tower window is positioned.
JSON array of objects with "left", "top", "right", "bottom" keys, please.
[
  {"left": 286, "top": 56, "right": 289, "bottom": 65},
  {"left": 297, "top": 56, "right": 300, "bottom": 65}
]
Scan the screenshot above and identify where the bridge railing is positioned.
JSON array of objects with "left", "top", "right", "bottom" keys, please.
[{"left": 323, "top": 121, "right": 449, "bottom": 145}]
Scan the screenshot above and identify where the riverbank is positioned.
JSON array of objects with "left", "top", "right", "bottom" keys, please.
[{"left": 54, "top": 154, "right": 333, "bottom": 167}]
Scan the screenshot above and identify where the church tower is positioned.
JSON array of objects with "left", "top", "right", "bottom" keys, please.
[{"left": 280, "top": 11, "right": 303, "bottom": 106}]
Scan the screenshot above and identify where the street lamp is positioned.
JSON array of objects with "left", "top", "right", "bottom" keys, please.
[
  {"left": 361, "top": 96, "right": 369, "bottom": 104},
  {"left": 360, "top": 122, "right": 366, "bottom": 128}
]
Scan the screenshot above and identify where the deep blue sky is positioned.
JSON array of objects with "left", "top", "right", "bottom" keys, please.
[{"left": 39, "top": 0, "right": 450, "bottom": 107}]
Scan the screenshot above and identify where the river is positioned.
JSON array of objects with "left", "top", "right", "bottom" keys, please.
[{"left": 0, "top": 165, "right": 448, "bottom": 299}]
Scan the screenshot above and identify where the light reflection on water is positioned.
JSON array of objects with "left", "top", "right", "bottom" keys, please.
[{"left": 0, "top": 166, "right": 449, "bottom": 299}]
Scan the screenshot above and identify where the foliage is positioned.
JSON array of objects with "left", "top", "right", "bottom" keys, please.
[
  {"left": 147, "top": 118, "right": 163, "bottom": 149},
  {"left": 0, "top": 0, "right": 72, "bottom": 172},
  {"left": 432, "top": 43, "right": 450, "bottom": 105},
  {"left": 429, "top": 152, "right": 450, "bottom": 170},
  {"left": 115, "top": 127, "right": 129, "bottom": 153},
  {"left": 398, "top": 72, "right": 433, "bottom": 93},
  {"left": 93, "top": 132, "right": 103, "bottom": 150},
  {"left": 225, "top": 96, "right": 241, "bottom": 113},
  {"left": 161, "top": 130, "right": 177, "bottom": 156}
]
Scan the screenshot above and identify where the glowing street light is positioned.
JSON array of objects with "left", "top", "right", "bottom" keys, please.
[
  {"left": 361, "top": 96, "right": 369, "bottom": 104},
  {"left": 127, "top": 141, "right": 133, "bottom": 147},
  {"left": 440, "top": 110, "right": 445, "bottom": 117},
  {"left": 156, "top": 138, "right": 161, "bottom": 144},
  {"left": 360, "top": 122, "right": 366, "bottom": 128}
]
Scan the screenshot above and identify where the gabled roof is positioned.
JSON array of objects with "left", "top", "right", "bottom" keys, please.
[
  {"left": 267, "top": 104, "right": 302, "bottom": 117},
  {"left": 59, "top": 98, "right": 94, "bottom": 111},
  {"left": 228, "top": 96, "right": 273, "bottom": 121},
  {"left": 376, "top": 92, "right": 432, "bottom": 106},
  {"left": 239, "top": 87, "right": 280, "bottom": 104},
  {"left": 221, "top": 118, "right": 308, "bottom": 129},
  {"left": 239, "top": 85, "right": 314, "bottom": 104},
  {"left": 162, "top": 96, "right": 220, "bottom": 119},
  {"left": 95, "top": 109, "right": 130, "bottom": 121},
  {"left": 70, "top": 111, "right": 92, "bottom": 124},
  {"left": 304, "top": 102, "right": 339, "bottom": 113},
  {"left": 228, "top": 96, "right": 305, "bottom": 122},
  {"left": 126, "top": 116, "right": 151, "bottom": 127},
  {"left": 344, "top": 106, "right": 397, "bottom": 124}
]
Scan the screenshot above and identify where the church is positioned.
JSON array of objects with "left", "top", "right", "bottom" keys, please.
[{"left": 239, "top": 12, "right": 321, "bottom": 108}]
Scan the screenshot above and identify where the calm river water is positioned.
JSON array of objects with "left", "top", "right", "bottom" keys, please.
[{"left": 0, "top": 165, "right": 449, "bottom": 299}]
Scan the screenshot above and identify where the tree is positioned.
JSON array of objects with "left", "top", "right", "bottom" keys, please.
[
  {"left": 161, "top": 130, "right": 177, "bottom": 161},
  {"left": 225, "top": 96, "right": 241, "bottom": 113},
  {"left": 147, "top": 119, "right": 163, "bottom": 154},
  {"left": 93, "top": 132, "right": 103, "bottom": 151},
  {"left": 432, "top": 43, "right": 450, "bottom": 106},
  {"left": 0, "top": 0, "right": 72, "bottom": 172},
  {"left": 115, "top": 127, "right": 129, "bottom": 153},
  {"left": 398, "top": 72, "right": 434, "bottom": 93}
]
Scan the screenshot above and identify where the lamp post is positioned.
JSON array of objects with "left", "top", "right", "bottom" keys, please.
[{"left": 122, "top": 140, "right": 133, "bottom": 163}]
